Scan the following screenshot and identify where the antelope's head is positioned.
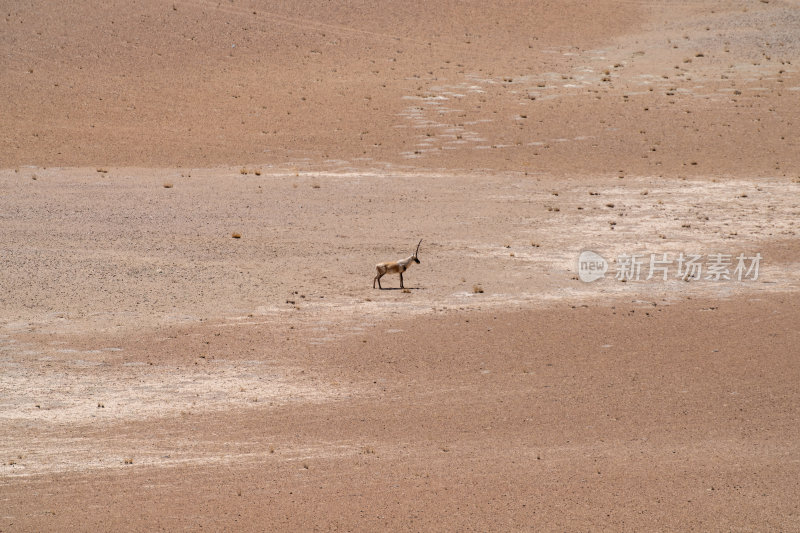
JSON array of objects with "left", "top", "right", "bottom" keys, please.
[{"left": 413, "top": 239, "right": 422, "bottom": 264}]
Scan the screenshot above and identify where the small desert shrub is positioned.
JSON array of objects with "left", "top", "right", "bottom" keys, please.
[{"left": 473, "top": 285, "right": 484, "bottom": 294}]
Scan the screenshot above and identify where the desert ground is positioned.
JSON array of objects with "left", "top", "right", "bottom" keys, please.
[{"left": 1, "top": 0, "right": 799, "bottom": 530}]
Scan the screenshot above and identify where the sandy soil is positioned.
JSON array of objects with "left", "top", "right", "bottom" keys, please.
[{"left": 1, "top": 0, "right": 799, "bottom": 530}]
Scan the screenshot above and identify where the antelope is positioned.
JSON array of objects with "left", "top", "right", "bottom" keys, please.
[{"left": 373, "top": 239, "right": 422, "bottom": 289}]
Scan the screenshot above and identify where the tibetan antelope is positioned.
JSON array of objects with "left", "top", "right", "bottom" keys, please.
[{"left": 373, "top": 239, "right": 422, "bottom": 289}]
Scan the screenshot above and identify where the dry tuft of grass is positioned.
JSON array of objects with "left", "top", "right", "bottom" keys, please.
[
  {"left": 402, "top": 288, "right": 411, "bottom": 293},
  {"left": 473, "top": 285, "right": 484, "bottom": 294},
  {"left": 312, "top": 183, "right": 321, "bottom": 189},
  {"left": 123, "top": 458, "right": 133, "bottom": 465},
  {"left": 231, "top": 232, "right": 242, "bottom": 239},
  {"left": 239, "top": 168, "right": 249, "bottom": 175},
  {"left": 163, "top": 183, "right": 173, "bottom": 188},
  {"left": 96, "top": 168, "right": 108, "bottom": 173}
]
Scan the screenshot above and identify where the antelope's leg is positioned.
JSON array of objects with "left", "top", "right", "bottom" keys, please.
[{"left": 399, "top": 272, "right": 404, "bottom": 289}]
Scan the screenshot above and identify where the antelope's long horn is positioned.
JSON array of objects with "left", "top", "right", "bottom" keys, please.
[{"left": 415, "top": 239, "right": 422, "bottom": 257}]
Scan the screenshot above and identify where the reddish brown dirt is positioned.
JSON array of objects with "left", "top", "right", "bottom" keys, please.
[
  {"left": 3, "top": 297, "right": 800, "bottom": 531},
  {"left": 2, "top": 0, "right": 799, "bottom": 530}
]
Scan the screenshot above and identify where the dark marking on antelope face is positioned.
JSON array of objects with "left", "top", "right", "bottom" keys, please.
[{"left": 414, "top": 258, "right": 420, "bottom": 264}]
